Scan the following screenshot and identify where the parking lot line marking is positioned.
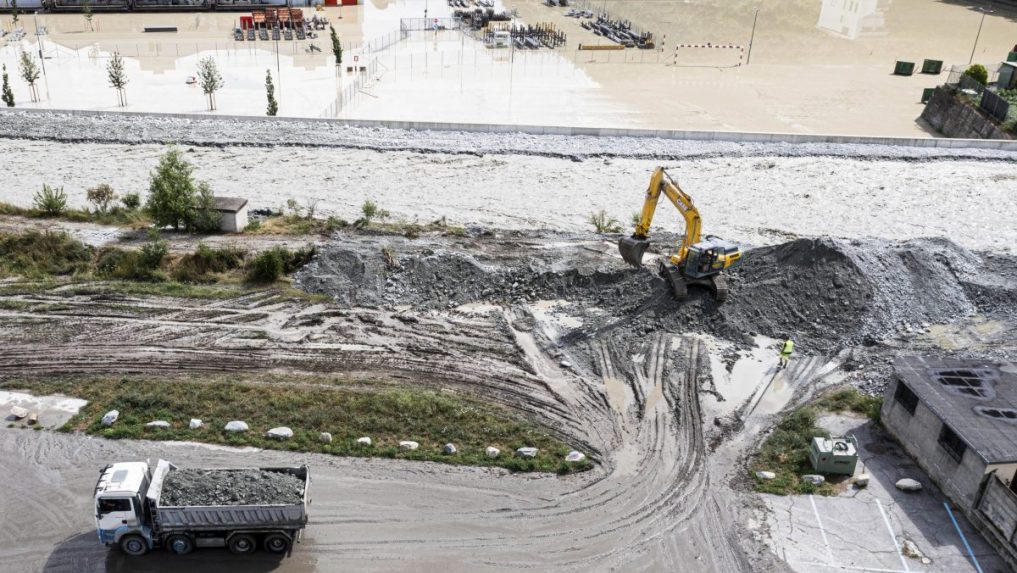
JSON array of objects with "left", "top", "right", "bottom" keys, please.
[
  {"left": 809, "top": 494, "right": 835, "bottom": 564},
  {"left": 875, "top": 499, "right": 910, "bottom": 572},
  {"left": 795, "top": 560, "right": 925, "bottom": 573},
  {"left": 944, "top": 501, "right": 985, "bottom": 573}
]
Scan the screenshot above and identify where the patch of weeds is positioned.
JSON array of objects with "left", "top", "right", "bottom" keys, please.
[
  {"left": 4, "top": 375, "right": 587, "bottom": 474},
  {"left": 589, "top": 210, "right": 622, "bottom": 234},
  {"left": 173, "top": 244, "right": 247, "bottom": 283},
  {"left": 751, "top": 407, "right": 834, "bottom": 496},
  {"left": 816, "top": 387, "right": 882, "bottom": 422},
  {"left": 0, "top": 230, "right": 93, "bottom": 278}
]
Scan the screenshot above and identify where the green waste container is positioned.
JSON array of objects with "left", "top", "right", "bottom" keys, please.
[
  {"left": 921, "top": 88, "right": 936, "bottom": 103},
  {"left": 894, "top": 61, "right": 915, "bottom": 76},
  {"left": 921, "top": 59, "right": 943, "bottom": 74},
  {"left": 1008, "top": 51, "right": 1017, "bottom": 63}
]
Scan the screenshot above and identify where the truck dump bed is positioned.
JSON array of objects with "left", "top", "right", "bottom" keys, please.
[{"left": 146, "top": 460, "right": 309, "bottom": 533}]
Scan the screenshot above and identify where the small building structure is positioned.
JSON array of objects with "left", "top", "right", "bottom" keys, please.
[
  {"left": 809, "top": 435, "right": 858, "bottom": 476},
  {"left": 214, "top": 197, "right": 249, "bottom": 233},
  {"left": 882, "top": 356, "right": 1017, "bottom": 569}
]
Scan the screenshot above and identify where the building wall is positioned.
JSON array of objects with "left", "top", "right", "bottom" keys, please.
[
  {"left": 217, "top": 207, "right": 247, "bottom": 233},
  {"left": 881, "top": 377, "right": 988, "bottom": 509}
]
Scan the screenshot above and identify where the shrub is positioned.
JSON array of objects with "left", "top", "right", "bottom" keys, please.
[
  {"left": 963, "top": 64, "right": 988, "bottom": 86},
  {"left": 86, "top": 183, "right": 116, "bottom": 215},
  {"left": 589, "top": 210, "right": 621, "bottom": 233},
  {"left": 139, "top": 233, "right": 168, "bottom": 270},
  {"left": 361, "top": 200, "right": 389, "bottom": 223},
  {"left": 33, "top": 184, "right": 67, "bottom": 216},
  {"left": 246, "top": 246, "right": 315, "bottom": 283},
  {"left": 173, "top": 244, "right": 246, "bottom": 283},
  {"left": 121, "top": 192, "right": 141, "bottom": 210},
  {"left": 189, "top": 181, "right": 221, "bottom": 233},
  {"left": 0, "top": 230, "right": 92, "bottom": 277},
  {"left": 247, "top": 248, "right": 284, "bottom": 283}
]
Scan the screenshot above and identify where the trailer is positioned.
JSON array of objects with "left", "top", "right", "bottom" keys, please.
[{"left": 94, "top": 459, "right": 310, "bottom": 556}]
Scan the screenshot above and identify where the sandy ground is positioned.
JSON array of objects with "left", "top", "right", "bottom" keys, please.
[
  {"left": 3, "top": 138, "right": 1017, "bottom": 252},
  {"left": 2, "top": 0, "right": 1016, "bottom": 133}
]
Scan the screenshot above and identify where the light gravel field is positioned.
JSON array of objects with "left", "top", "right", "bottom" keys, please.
[{"left": 3, "top": 137, "right": 1016, "bottom": 251}]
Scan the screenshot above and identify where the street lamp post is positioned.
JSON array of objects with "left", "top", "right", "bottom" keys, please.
[
  {"left": 33, "top": 11, "right": 47, "bottom": 78},
  {"left": 968, "top": 6, "right": 992, "bottom": 66},
  {"left": 746, "top": 7, "right": 759, "bottom": 65}
]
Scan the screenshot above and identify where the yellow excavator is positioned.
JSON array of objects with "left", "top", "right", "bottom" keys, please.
[{"left": 618, "top": 167, "right": 743, "bottom": 302}]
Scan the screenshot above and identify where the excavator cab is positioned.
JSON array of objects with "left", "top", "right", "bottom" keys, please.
[{"left": 684, "top": 238, "right": 742, "bottom": 279}]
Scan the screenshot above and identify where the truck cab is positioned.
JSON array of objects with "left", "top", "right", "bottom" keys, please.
[{"left": 94, "top": 461, "right": 152, "bottom": 555}]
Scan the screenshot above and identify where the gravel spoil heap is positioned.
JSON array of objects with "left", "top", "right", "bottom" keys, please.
[{"left": 161, "top": 469, "right": 304, "bottom": 506}]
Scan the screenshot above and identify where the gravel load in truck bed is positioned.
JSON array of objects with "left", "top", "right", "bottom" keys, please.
[{"left": 161, "top": 468, "right": 304, "bottom": 507}]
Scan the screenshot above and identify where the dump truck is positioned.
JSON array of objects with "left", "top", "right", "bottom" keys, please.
[{"left": 94, "top": 459, "right": 310, "bottom": 556}]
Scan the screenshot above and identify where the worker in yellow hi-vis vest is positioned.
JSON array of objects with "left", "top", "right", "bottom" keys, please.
[{"left": 779, "top": 338, "right": 794, "bottom": 369}]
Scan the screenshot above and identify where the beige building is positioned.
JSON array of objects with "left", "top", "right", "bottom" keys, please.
[{"left": 214, "top": 197, "right": 249, "bottom": 233}]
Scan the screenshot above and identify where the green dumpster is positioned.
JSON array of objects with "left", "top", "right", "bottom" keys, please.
[
  {"left": 921, "top": 59, "right": 943, "bottom": 74},
  {"left": 894, "top": 61, "right": 915, "bottom": 76},
  {"left": 921, "top": 88, "right": 936, "bottom": 103},
  {"left": 1008, "top": 51, "right": 1017, "bottom": 63}
]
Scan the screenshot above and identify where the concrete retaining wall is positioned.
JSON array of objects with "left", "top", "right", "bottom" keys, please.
[
  {"left": 5, "top": 107, "right": 1017, "bottom": 151},
  {"left": 921, "top": 87, "right": 1015, "bottom": 141}
]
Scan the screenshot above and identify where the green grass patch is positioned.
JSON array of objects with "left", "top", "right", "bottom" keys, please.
[
  {"left": 751, "top": 407, "right": 833, "bottom": 496},
  {"left": 0, "top": 201, "right": 151, "bottom": 228},
  {"left": 4, "top": 375, "right": 590, "bottom": 474},
  {"left": 0, "top": 230, "right": 93, "bottom": 278},
  {"left": 816, "top": 388, "right": 882, "bottom": 422}
]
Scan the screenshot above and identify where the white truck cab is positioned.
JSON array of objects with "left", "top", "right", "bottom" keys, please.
[{"left": 94, "top": 461, "right": 151, "bottom": 554}]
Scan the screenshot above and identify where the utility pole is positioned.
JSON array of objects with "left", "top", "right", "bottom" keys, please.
[
  {"left": 968, "top": 5, "right": 992, "bottom": 65},
  {"left": 746, "top": 7, "right": 759, "bottom": 65}
]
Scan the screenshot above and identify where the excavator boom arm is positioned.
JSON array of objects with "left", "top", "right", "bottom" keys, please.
[{"left": 628, "top": 167, "right": 702, "bottom": 265}]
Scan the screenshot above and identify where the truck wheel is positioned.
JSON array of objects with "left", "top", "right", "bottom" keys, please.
[
  {"left": 263, "top": 533, "right": 291, "bottom": 554},
  {"left": 165, "top": 534, "right": 194, "bottom": 555},
  {"left": 119, "top": 534, "right": 149, "bottom": 556},
  {"left": 228, "top": 533, "right": 257, "bottom": 555}
]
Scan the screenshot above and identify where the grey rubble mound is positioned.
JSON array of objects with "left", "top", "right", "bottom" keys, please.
[
  {"left": 161, "top": 469, "right": 304, "bottom": 507},
  {"left": 296, "top": 235, "right": 638, "bottom": 310}
]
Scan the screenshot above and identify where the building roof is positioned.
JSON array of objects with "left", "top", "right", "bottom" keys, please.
[
  {"left": 895, "top": 356, "right": 1017, "bottom": 464},
  {"left": 214, "top": 196, "right": 248, "bottom": 213}
]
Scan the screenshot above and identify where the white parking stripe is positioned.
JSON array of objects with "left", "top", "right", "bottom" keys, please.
[
  {"left": 875, "top": 499, "right": 910, "bottom": 572},
  {"left": 809, "top": 494, "right": 835, "bottom": 564}
]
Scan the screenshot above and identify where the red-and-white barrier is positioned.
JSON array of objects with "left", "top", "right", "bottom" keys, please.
[{"left": 672, "top": 43, "right": 745, "bottom": 66}]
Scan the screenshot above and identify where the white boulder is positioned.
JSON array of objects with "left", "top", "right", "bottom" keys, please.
[
  {"left": 443, "top": 443, "right": 458, "bottom": 455},
  {"left": 319, "top": 432, "right": 333, "bottom": 444},
  {"left": 854, "top": 474, "right": 870, "bottom": 488},
  {"left": 486, "top": 446, "right": 500, "bottom": 459},
  {"left": 10, "top": 406, "right": 28, "bottom": 419},
  {"left": 357, "top": 436, "right": 372, "bottom": 446},
  {"left": 515, "top": 447, "right": 539, "bottom": 459},
  {"left": 755, "top": 471, "right": 776, "bottom": 480},
  {"left": 101, "top": 410, "right": 119, "bottom": 426},
  {"left": 565, "top": 451, "right": 586, "bottom": 463},
  {"left": 399, "top": 440, "right": 419, "bottom": 451},
  {"left": 266, "top": 427, "right": 293, "bottom": 439},
  {"left": 224, "top": 420, "right": 249, "bottom": 433},
  {"left": 145, "top": 420, "right": 170, "bottom": 429},
  {"left": 896, "top": 478, "right": 922, "bottom": 492},
  {"left": 188, "top": 418, "right": 203, "bottom": 429},
  {"left": 801, "top": 474, "right": 826, "bottom": 486}
]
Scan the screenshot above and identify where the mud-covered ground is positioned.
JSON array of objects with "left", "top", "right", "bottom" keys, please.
[{"left": 1, "top": 228, "right": 1015, "bottom": 572}]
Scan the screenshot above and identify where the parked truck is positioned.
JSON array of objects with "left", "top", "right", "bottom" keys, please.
[{"left": 94, "top": 459, "right": 310, "bottom": 556}]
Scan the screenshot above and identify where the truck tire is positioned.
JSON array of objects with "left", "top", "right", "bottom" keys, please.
[
  {"left": 263, "top": 533, "right": 291, "bottom": 554},
  {"left": 165, "top": 534, "right": 194, "bottom": 555},
  {"left": 228, "top": 533, "right": 257, "bottom": 555},
  {"left": 119, "top": 534, "right": 149, "bottom": 556}
]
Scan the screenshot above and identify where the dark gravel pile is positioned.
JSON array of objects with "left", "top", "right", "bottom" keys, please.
[{"left": 161, "top": 469, "right": 304, "bottom": 507}]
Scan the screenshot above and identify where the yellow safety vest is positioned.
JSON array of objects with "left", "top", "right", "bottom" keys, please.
[{"left": 781, "top": 340, "right": 794, "bottom": 355}]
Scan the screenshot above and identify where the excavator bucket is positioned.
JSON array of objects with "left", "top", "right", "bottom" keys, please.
[{"left": 618, "top": 236, "right": 651, "bottom": 267}]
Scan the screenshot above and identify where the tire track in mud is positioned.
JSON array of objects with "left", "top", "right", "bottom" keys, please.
[{"left": 0, "top": 290, "right": 779, "bottom": 571}]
